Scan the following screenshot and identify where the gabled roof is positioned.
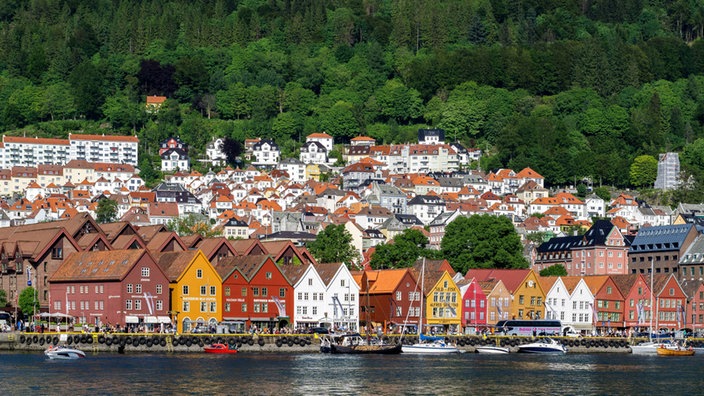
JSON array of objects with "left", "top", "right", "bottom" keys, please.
[
  {"left": 364, "top": 268, "right": 416, "bottom": 294},
  {"left": 154, "top": 250, "right": 202, "bottom": 282},
  {"left": 466, "top": 269, "right": 533, "bottom": 293},
  {"left": 51, "top": 249, "right": 150, "bottom": 282}
]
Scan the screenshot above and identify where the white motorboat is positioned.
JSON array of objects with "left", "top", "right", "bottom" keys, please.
[
  {"left": 630, "top": 340, "right": 679, "bottom": 355},
  {"left": 44, "top": 345, "right": 86, "bottom": 360},
  {"left": 516, "top": 338, "right": 567, "bottom": 354},
  {"left": 475, "top": 345, "right": 510, "bottom": 354},
  {"left": 402, "top": 338, "right": 460, "bottom": 354}
]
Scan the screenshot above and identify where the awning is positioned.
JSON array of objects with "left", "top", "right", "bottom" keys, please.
[
  {"left": 145, "top": 316, "right": 158, "bottom": 324},
  {"left": 125, "top": 316, "right": 139, "bottom": 324},
  {"left": 157, "top": 316, "right": 171, "bottom": 324}
]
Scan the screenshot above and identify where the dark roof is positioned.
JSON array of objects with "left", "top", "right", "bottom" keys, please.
[
  {"left": 407, "top": 195, "right": 445, "bottom": 206},
  {"left": 629, "top": 224, "right": 696, "bottom": 253},
  {"left": 537, "top": 235, "right": 583, "bottom": 253}
]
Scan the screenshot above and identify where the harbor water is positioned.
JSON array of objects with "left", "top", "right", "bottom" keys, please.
[{"left": 2, "top": 351, "right": 702, "bottom": 395}]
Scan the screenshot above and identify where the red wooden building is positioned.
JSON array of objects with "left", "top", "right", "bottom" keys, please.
[
  {"left": 49, "top": 249, "right": 170, "bottom": 329},
  {"left": 213, "top": 255, "right": 293, "bottom": 331}
]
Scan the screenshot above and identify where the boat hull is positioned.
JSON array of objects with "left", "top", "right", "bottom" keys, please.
[
  {"left": 516, "top": 338, "right": 567, "bottom": 354},
  {"left": 656, "top": 346, "right": 695, "bottom": 356},
  {"left": 402, "top": 344, "right": 460, "bottom": 354},
  {"left": 203, "top": 344, "right": 238, "bottom": 354},
  {"left": 45, "top": 347, "right": 86, "bottom": 360},
  {"left": 330, "top": 343, "right": 402, "bottom": 354},
  {"left": 475, "top": 346, "right": 510, "bottom": 354},
  {"left": 516, "top": 346, "right": 566, "bottom": 354}
]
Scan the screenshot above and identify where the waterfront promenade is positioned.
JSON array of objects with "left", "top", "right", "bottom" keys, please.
[{"left": 0, "top": 331, "right": 646, "bottom": 354}]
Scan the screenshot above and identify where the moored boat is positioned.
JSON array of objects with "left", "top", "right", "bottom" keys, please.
[
  {"left": 475, "top": 345, "right": 510, "bottom": 354},
  {"left": 402, "top": 338, "right": 460, "bottom": 354},
  {"left": 657, "top": 345, "right": 695, "bottom": 356},
  {"left": 44, "top": 345, "right": 86, "bottom": 360},
  {"left": 203, "top": 343, "right": 238, "bottom": 354},
  {"left": 326, "top": 333, "right": 402, "bottom": 354},
  {"left": 516, "top": 338, "right": 567, "bottom": 354}
]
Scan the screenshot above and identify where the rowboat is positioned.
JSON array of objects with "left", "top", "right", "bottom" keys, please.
[{"left": 656, "top": 344, "right": 695, "bottom": 356}]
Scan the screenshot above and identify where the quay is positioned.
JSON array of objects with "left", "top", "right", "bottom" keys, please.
[{"left": 0, "top": 332, "right": 682, "bottom": 354}]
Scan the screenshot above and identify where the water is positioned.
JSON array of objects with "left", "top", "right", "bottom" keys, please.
[{"left": 1, "top": 351, "right": 703, "bottom": 395}]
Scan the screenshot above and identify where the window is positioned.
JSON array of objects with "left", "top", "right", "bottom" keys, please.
[
  {"left": 304, "top": 292, "right": 309, "bottom": 301},
  {"left": 183, "top": 301, "right": 189, "bottom": 312},
  {"left": 200, "top": 286, "right": 207, "bottom": 295},
  {"left": 253, "top": 287, "right": 259, "bottom": 296},
  {"left": 125, "top": 300, "right": 132, "bottom": 310},
  {"left": 156, "top": 284, "right": 162, "bottom": 295},
  {"left": 254, "top": 303, "right": 260, "bottom": 313},
  {"left": 241, "top": 303, "right": 247, "bottom": 312},
  {"left": 262, "top": 287, "right": 268, "bottom": 297},
  {"left": 182, "top": 285, "right": 189, "bottom": 295},
  {"left": 225, "top": 303, "right": 231, "bottom": 312},
  {"left": 341, "top": 279, "right": 346, "bottom": 287},
  {"left": 266, "top": 272, "right": 272, "bottom": 279},
  {"left": 308, "top": 278, "right": 313, "bottom": 286},
  {"left": 607, "top": 286, "right": 612, "bottom": 294},
  {"left": 210, "top": 302, "right": 217, "bottom": 312},
  {"left": 156, "top": 300, "right": 163, "bottom": 310},
  {"left": 196, "top": 269, "right": 203, "bottom": 278},
  {"left": 135, "top": 300, "right": 142, "bottom": 310},
  {"left": 135, "top": 284, "right": 142, "bottom": 294},
  {"left": 127, "top": 284, "right": 133, "bottom": 293},
  {"left": 280, "top": 288, "right": 286, "bottom": 298},
  {"left": 200, "top": 302, "right": 207, "bottom": 312},
  {"left": 225, "top": 287, "right": 230, "bottom": 297},
  {"left": 519, "top": 295, "right": 524, "bottom": 304},
  {"left": 670, "top": 288, "right": 675, "bottom": 296},
  {"left": 396, "top": 291, "right": 402, "bottom": 301},
  {"left": 242, "top": 288, "right": 247, "bottom": 296},
  {"left": 51, "top": 247, "right": 63, "bottom": 259},
  {"left": 141, "top": 267, "right": 150, "bottom": 277}
]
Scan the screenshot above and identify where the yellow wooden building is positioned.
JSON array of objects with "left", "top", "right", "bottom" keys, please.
[
  {"left": 424, "top": 271, "right": 462, "bottom": 333},
  {"left": 155, "top": 249, "right": 222, "bottom": 333}
]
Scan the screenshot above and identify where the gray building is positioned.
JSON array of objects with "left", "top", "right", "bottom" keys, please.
[{"left": 654, "top": 152, "right": 680, "bottom": 190}]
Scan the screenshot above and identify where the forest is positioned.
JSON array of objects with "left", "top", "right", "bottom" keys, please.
[{"left": 1, "top": 0, "right": 704, "bottom": 203}]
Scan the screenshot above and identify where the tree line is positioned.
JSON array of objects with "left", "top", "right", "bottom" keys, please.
[{"left": 0, "top": 1, "right": 703, "bottom": 201}]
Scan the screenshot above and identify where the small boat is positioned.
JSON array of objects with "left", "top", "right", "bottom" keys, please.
[
  {"left": 516, "top": 338, "right": 567, "bottom": 354},
  {"left": 475, "top": 345, "right": 510, "bottom": 354},
  {"left": 203, "top": 343, "right": 238, "bottom": 354},
  {"left": 656, "top": 343, "right": 695, "bottom": 356},
  {"left": 44, "top": 345, "right": 86, "bottom": 360},
  {"left": 402, "top": 338, "right": 460, "bottom": 354},
  {"left": 325, "top": 333, "right": 402, "bottom": 355},
  {"left": 631, "top": 340, "right": 668, "bottom": 355}
]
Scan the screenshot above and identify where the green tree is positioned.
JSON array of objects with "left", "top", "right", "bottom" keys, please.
[
  {"left": 307, "top": 224, "right": 359, "bottom": 266},
  {"left": 318, "top": 101, "right": 359, "bottom": 140},
  {"left": 167, "top": 213, "right": 221, "bottom": 237},
  {"left": 441, "top": 215, "right": 528, "bottom": 274},
  {"left": 629, "top": 155, "right": 658, "bottom": 188},
  {"left": 102, "top": 91, "right": 146, "bottom": 132},
  {"left": 95, "top": 198, "right": 118, "bottom": 224},
  {"left": 0, "top": 289, "right": 6, "bottom": 307},
  {"left": 539, "top": 264, "right": 568, "bottom": 276},
  {"left": 18, "top": 287, "right": 39, "bottom": 317},
  {"left": 370, "top": 228, "right": 429, "bottom": 269},
  {"left": 373, "top": 79, "right": 423, "bottom": 123}
]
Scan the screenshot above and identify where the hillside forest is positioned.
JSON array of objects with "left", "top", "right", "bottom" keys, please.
[{"left": 2, "top": 0, "right": 704, "bottom": 204}]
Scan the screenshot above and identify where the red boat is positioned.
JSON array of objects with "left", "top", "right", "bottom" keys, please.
[{"left": 203, "top": 343, "right": 238, "bottom": 354}]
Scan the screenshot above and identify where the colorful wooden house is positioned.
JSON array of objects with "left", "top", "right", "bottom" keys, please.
[
  {"left": 468, "top": 269, "right": 546, "bottom": 321},
  {"left": 583, "top": 275, "right": 624, "bottom": 334},
  {"left": 356, "top": 268, "right": 419, "bottom": 333},
  {"left": 213, "top": 255, "right": 293, "bottom": 331},
  {"left": 155, "top": 250, "right": 222, "bottom": 333},
  {"left": 611, "top": 274, "right": 651, "bottom": 330},
  {"left": 49, "top": 249, "right": 170, "bottom": 329},
  {"left": 459, "top": 277, "right": 488, "bottom": 332},
  {"left": 653, "top": 273, "right": 688, "bottom": 331}
]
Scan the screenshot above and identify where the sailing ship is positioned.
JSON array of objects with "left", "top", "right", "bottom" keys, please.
[
  {"left": 401, "top": 258, "right": 460, "bottom": 354},
  {"left": 323, "top": 268, "right": 402, "bottom": 354}
]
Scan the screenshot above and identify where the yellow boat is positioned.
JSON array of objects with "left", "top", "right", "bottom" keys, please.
[{"left": 656, "top": 345, "right": 695, "bottom": 356}]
